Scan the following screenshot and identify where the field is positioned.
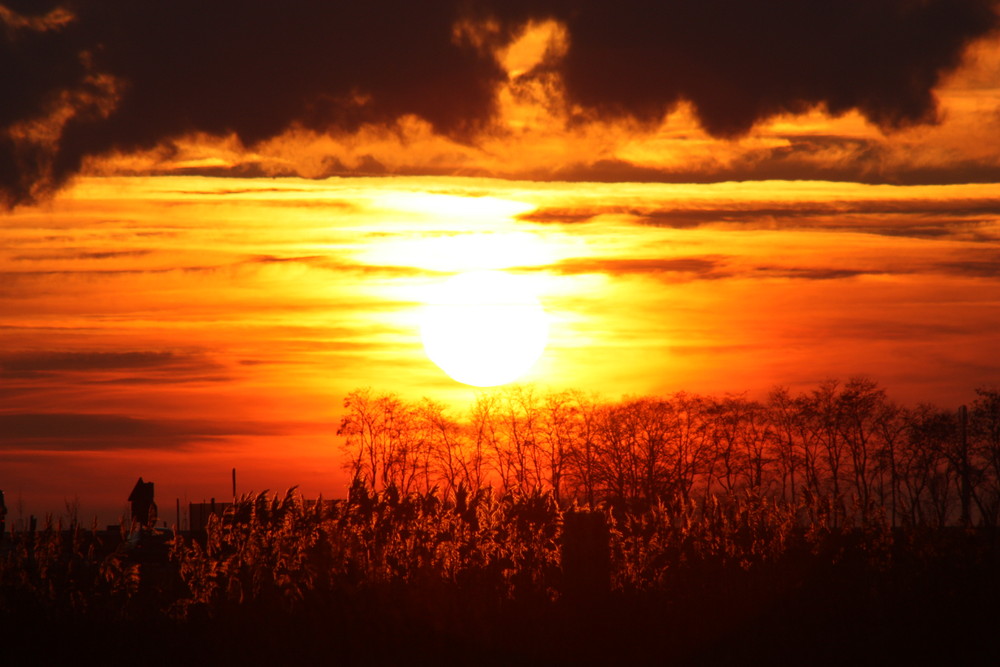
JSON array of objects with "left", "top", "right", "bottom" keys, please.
[
  {"left": 2, "top": 486, "right": 998, "bottom": 666},
  {"left": 4, "top": 381, "right": 1000, "bottom": 665}
]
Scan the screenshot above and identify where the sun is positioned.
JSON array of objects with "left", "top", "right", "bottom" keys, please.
[{"left": 420, "top": 270, "right": 549, "bottom": 387}]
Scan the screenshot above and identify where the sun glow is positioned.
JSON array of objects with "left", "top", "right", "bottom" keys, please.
[{"left": 420, "top": 270, "right": 549, "bottom": 387}]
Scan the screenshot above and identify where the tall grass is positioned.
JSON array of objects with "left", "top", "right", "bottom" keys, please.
[{"left": 2, "top": 485, "right": 998, "bottom": 665}]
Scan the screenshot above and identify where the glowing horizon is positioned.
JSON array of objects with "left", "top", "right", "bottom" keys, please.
[{"left": 3, "top": 172, "right": 999, "bottom": 525}]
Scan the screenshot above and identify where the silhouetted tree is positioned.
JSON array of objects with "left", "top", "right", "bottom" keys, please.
[
  {"left": 768, "top": 386, "right": 803, "bottom": 505},
  {"left": 562, "top": 390, "right": 603, "bottom": 507},
  {"left": 338, "top": 388, "right": 425, "bottom": 493},
  {"left": 902, "top": 404, "right": 956, "bottom": 526},
  {"left": 970, "top": 388, "right": 1000, "bottom": 525},
  {"left": 335, "top": 381, "right": 998, "bottom": 527},
  {"left": 837, "top": 377, "right": 889, "bottom": 521}
]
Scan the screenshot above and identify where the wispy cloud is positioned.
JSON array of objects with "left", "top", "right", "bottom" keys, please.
[
  {"left": 12, "top": 249, "right": 153, "bottom": 261},
  {"left": 0, "top": 412, "right": 289, "bottom": 451},
  {"left": 520, "top": 196, "right": 1000, "bottom": 241},
  {"left": 543, "top": 256, "right": 728, "bottom": 279},
  {"left": 0, "top": 350, "right": 228, "bottom": 386},
  {"left": 1, "top": 350, "right": 185, "bottom": 373}
]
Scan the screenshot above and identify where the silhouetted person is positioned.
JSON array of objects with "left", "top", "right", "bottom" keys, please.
[{"left": 128, "top": 477, "right": 156, "bottom": 528}]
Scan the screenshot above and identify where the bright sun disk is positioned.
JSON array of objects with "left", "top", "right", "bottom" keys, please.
[{"left": 420, "top": 270, "right": 549, "bottom": 387}]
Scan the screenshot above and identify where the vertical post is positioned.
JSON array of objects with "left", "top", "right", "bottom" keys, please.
[
  {"left": 959, "top": 405, "right": 972, "bottom": 528},
  {"left": 232, "top": 467, "right": 237, "bottom": 499},
  {"left": 176, "top": 498, "right": 180, "bottom": 532},
  {"left": 562, "top": 510, "right": 610, "bottom": 604},
  {"left": 27, "top": 514, "right": 36, "bottom": 548}
]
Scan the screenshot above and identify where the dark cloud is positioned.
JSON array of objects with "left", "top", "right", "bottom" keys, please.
[
  {"left": 521, "top": 0, "right": 1000, "bottom": 136},
  {"left": 534, "top": 148, "right": 1000, "bottom": 186},
  {"left": 536, "top": 253, "right": 1000, "bottom": 283},
  {"left": 935, "top": 248, "right": 1000, "bottom": 277},
  {"left": 1, "top": 0, "right": 503, "bottom": 206},
  {"left": 710, "top": 136, "right": 1000, "bottom": 186},
  {"left": 0, "top": 253, "right": 437, "bottom": 303},
  {"left": 246, "top": 254, "right": 444, "bottom": 277},
  {"left": 520, "top": 198, "right": 1000, "bottom": 241},
  {"left": 0, "top": 264, "right": 227, "bottom": 281},
  {"left": 166, "top": 187, "right": 326, "bottom": 197},
  {"left": 2, "top": 0, "right": 998, "bottom": 206},
  {"left": 0, "top": 412, "right": 287, "bottom": 450},
  {"left": 0, "top": 350, "right": 182, "bottom": 373},
  {"left": 12, "top": 249, "right": 152, "bottom": 261},
  {"left": 516, "top": 209, "right": 598, "bottom": 224},
  {"left": 542, "top": 255, "right": 921, "bottom": 282},
  {"left": 748, "top": 266, "right": 880, "bottom": 281},
  {"left": 546, "top": 256, "right": 727, "bottom": 278},
  {"left": 0, "top": 350, "right": 231, "bottom": 387}
]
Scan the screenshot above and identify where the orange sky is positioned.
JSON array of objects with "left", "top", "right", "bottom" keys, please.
[{"left": 2, "top": 2, "right": 1000, "bottom": 524}]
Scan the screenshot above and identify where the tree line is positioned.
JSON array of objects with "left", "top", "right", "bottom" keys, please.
[{"left": 338, "top": 378, "right": 1000, "bottom": 527}]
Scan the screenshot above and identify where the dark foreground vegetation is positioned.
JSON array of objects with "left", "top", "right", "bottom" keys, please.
[
  {"left": 2, "top": 486, "right": 999, "bottom": 666},
  {"left": 2, "top": 379, "right": 999, "bottom": 665}
]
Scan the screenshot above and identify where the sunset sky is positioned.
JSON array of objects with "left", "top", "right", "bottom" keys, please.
[{"left": 3, "top": 1, "right": 1000, "bottom": 525}]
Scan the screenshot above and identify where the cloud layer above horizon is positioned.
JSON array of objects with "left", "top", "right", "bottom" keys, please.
[{"left": 3, "top": 0, "right": 999, "bottom": 206}]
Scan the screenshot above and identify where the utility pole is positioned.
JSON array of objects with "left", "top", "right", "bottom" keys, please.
[{"left": 959, "top": 405, "right": 972, "bottom": 528}]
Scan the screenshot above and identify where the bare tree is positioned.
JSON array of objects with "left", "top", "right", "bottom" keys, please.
[
  {"left": 901, "top": 405, "right": 956, "bottom": 526},
  {"left": 665, "top": 392, "right": 714, "bottom": 504},
  {"left": 801, "top": 380, "right": 848, "bottom": 523},
  {"left": 470, "top": 391, "right": 512, "bottom": 491},
  {"left": 971, "top": 388, "right": 1000, "bottom": 525},
  {"left": 537, "top": 389, "right": 583, "bottom": 504},
  {"left": 837, "top": 377, "right": 888, "bottom": 521},
  {"left": 562, "top": 390, "right": 603, "bottom": 507},
  {"left": 872, "top": 400, "right": 908, "bottom": 526},
  {"left": 337, "top": 388, "right": 424, "bottom": 493},
  {"left": 768, "top": 387, "right": 802, "bottom": 505},
  {"left": 707, "top": 394, "right": 773, "bottom": 496},
  {"left": 335, "top": 381, "right": 999, "bottom": 528},
  {"left": 416, "top": 398, "right": 467, "bottom": 497},
  {"left": 593, "top": 401, "right": 640, "bottom": 504}
]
